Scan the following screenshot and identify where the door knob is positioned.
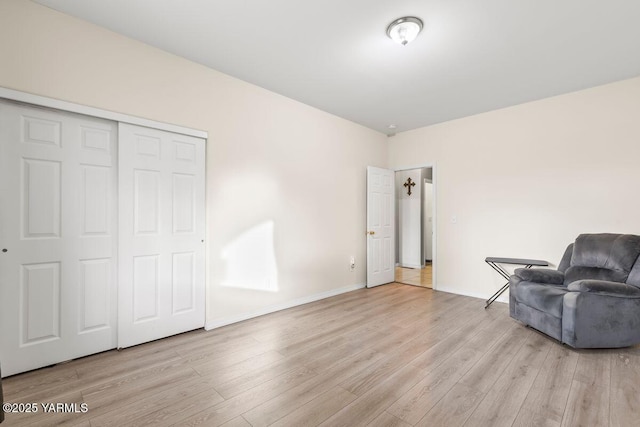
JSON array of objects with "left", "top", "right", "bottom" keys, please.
[{"left": 367, "top": 231, "right": 375, "bottom": 235}]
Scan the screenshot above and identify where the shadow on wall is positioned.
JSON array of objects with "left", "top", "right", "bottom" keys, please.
[{"left": 220, "top": 220, "right": 279, "bottom": 292}]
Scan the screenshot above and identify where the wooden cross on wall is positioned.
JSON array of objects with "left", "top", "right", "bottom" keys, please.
[{"left": 403, "top": 177, "right": 416, "bottom": 196}]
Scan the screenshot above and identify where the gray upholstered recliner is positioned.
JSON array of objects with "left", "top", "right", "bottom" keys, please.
[{"left": 510, "top": 233, "right": 640, "bottom": 348}]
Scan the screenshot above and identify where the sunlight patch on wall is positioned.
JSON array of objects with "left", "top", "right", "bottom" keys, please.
[{"left": 220, "top": 221, "right": 278, "bottom": 292}]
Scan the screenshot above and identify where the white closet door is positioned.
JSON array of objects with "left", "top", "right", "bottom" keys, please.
[
  {"left": 0, "top": 101, "right": 117, "bottom": 376},
  {"left": 118, "top": 123, "right": 205, "bottom": 348}
]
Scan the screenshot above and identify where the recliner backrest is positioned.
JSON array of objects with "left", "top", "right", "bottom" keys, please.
[
  {"left": 564, "top": 233, "right": 640, "bottom": 285},
  {"left": 626, "top": 256, "right": 640, "bottom": 288},
  {"left": 558, "top": 243, "right": 573, "bottom": 272}
]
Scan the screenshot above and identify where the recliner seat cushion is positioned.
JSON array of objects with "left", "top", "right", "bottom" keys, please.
[{"left": 515, "top": 282, "right": 568, "bottom": 319}]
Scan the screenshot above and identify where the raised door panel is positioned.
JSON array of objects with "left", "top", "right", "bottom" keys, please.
[
  {"left": 134, "top": 170, "right": 160, "bottom": 235},
  {"left": 22, "top": 115, "right": 61, "bottom": 147},
  {"left": 81, "top": 165, "right": 111, "bottom": 236},
  {"left": 175, "top": 141, "right": 196, "bottom": 164},
  {"left": 20, "top": 262, "right": 61, "bottom": 345},
  {"left": 173, "top": 173, "right": 196, "bottom": 234},
  {"left": 79, "top": 258, "right": 112, "bottom": 333},
  {"left": 22, "top": 159, "right": 61, "bottom": 239},
  {"left": 80, "top": 126, "right": 111, "bottom": 153},
  {"left": 133, "top": 255, "right": 160, "bottom": 322},
  {"left": 136, "top": 134, "right": 161, "bottom": 159},
  {"left": 382, "top": 175, "right": 393, "bottom": 274},
  {"left": 172, "top": 252, "right": 195, "bottom": 314}
]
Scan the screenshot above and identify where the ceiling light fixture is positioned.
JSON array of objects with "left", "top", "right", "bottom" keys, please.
[{"left": 386, "top": 16, "right": 423, "bottom": 46}]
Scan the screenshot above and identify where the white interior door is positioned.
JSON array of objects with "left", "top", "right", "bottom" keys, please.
[
  {"left": 366, "top": 166, "right": 395, "bottom": 287},
  {"left": 0, "top": 101, "right": 117, "bottom": 376},
  {"left": 118, "top": 123, "right": 205, "bottom": 348}
]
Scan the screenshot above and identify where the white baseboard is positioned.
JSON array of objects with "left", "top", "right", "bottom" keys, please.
[
  {"left": 435, "top": 284, "right": 509, "bottom": 304},
  {"left": 205, "top": 282, "right": 366, "bottom": 330}
]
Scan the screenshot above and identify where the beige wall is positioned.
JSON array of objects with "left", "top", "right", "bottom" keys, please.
[
  {"left": 389, "top": 76, "right": 640, "bottom": 301},
  {"left": 0, "top": 0, "right": 387, "bottom": 326}
]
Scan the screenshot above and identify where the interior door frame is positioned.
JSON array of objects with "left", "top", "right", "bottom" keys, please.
[{"left": 393, "top": 163, "right": 437, "bottom": 290}]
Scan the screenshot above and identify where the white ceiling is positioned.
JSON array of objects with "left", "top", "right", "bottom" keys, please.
[{"left": 34, "top": 0, "right": 640, "bottom": 134}]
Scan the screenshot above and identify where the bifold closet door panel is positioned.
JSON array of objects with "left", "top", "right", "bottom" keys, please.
[
  {"left": 118, "top": 123, "right": 205, "bottom": 348},
  {"left": 0, "top": 100, "right": 117, "bottom": 376}
]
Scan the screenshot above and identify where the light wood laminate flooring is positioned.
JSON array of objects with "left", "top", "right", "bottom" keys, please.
[
  {"left": 396, "top": 265, "right": 432, "bottom": 288},
  {"left": 3, "top": 283, "right": 639, "bottom": 426}
]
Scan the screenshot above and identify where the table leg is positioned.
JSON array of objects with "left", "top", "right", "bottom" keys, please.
[{"left": 484, "top": 262, "right": 533, "bottom": 309}]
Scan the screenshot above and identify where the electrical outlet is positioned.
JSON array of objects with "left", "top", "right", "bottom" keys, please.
[{"left": 350, "top": 256, "right": 355, "bottom": 271}]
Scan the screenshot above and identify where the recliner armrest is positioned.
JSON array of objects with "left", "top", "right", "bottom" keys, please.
[
  {"left": 514, "top": 268, "right": 564, "bottom": 285},
  {"left": 567, "top": 280, "right": 640, "bottom": 298}
]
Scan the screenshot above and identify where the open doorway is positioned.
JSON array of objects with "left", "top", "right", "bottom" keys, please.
[{"left": 395, "top": 167, "right": 434, "bottom": 288}]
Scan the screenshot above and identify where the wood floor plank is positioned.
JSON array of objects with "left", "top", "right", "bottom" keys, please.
[
  {"left": 126, "top": 387, "right": 224, "bottom": 427},
  {"left": 573, "top": 350, "right": 612, "bottom": 386},
  {"left": 2, "top": 365, "right": 79, "bottom": 401},
  {"left": 338, "top": 339, "right": 428, "bottom": 396},
  {"left": 387, "top": 335, "right": 503, "bottom": 424},
  {"left": 413, "top": 321, "right": 532, "bottom": 427},
  {"left": 457, "top": 323, "right": 531, "bottom": 393},
  {"left": 269, "top": 386, "right": 358, "bottom": 427},
  {"left": 302, "top": 328, "right": 390, "bottom": 373},
  {"left": 175, "top": 366, "right": 318, "bottom": 426},
  {"left": 319, "top": 364, "right": 425, "bottom": 427},
  {"left": 275, "top": 316, "right": 366, "bottom": 357},
  {"left": 212, "top": 323, "right": 385, "bottom": 399},
  {"left": 88, "top": 376, "right": 218, "bottom": 427},
  {"left": 320, "top": 365, "right": 424, "bottom": 427},
  {"left": 175, "top": 335, "right": 270, "bottom": 363},
  {"left": 211, "top": 360, "right": 303, "bottom": 400},
  {"left": 192, "top": 349, "right": 285, "bottom": 380},
  {"left": 1, "top": 390, "right": 86, "bottom": 426},
  {"left": 609, "top": 351, "right": 640, "bottom": 427},
  {"left": 415, "top": 383, "right": 485, "bottom": 427},
  {"left": 242, "top": 348, "right": 385, "bottom": 427},
  {"left": 75, "top": 346, "right": 183, "bottom": 381},
  {"left": 463, "top": 332, "right": 554, "bottom": 427},
  {"left": 367, "top": 410, "right": 413, "bottom": 427},
  {"left": 82, "top": 362, "right": 198, "bottom": 408},
  {"left": 5, "top": 350, "right": 187, "bottom": 408},
  {"left": 340, "top": 299, "right": 483, "bottom": 397},
  {"left": 561, "top": 381, "right": 609, "bottom": 427},
  {"left": 408, "top": 310, "right": 494, "bottom": 372},
  {"left": 219, "top": 416, "right": 252, "bottom": 427},
  {"left": 512, "top": 344, "right": 579, "bottom": 427}
]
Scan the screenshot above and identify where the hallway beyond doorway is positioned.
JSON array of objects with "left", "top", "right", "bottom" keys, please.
[{"left": 395, "top": 264, "right": 432, "bottom": 288}]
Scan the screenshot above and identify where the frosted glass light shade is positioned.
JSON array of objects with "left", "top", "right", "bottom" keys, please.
[{"left": 386, "top": 17, "right": 423, "bottom": 46}]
